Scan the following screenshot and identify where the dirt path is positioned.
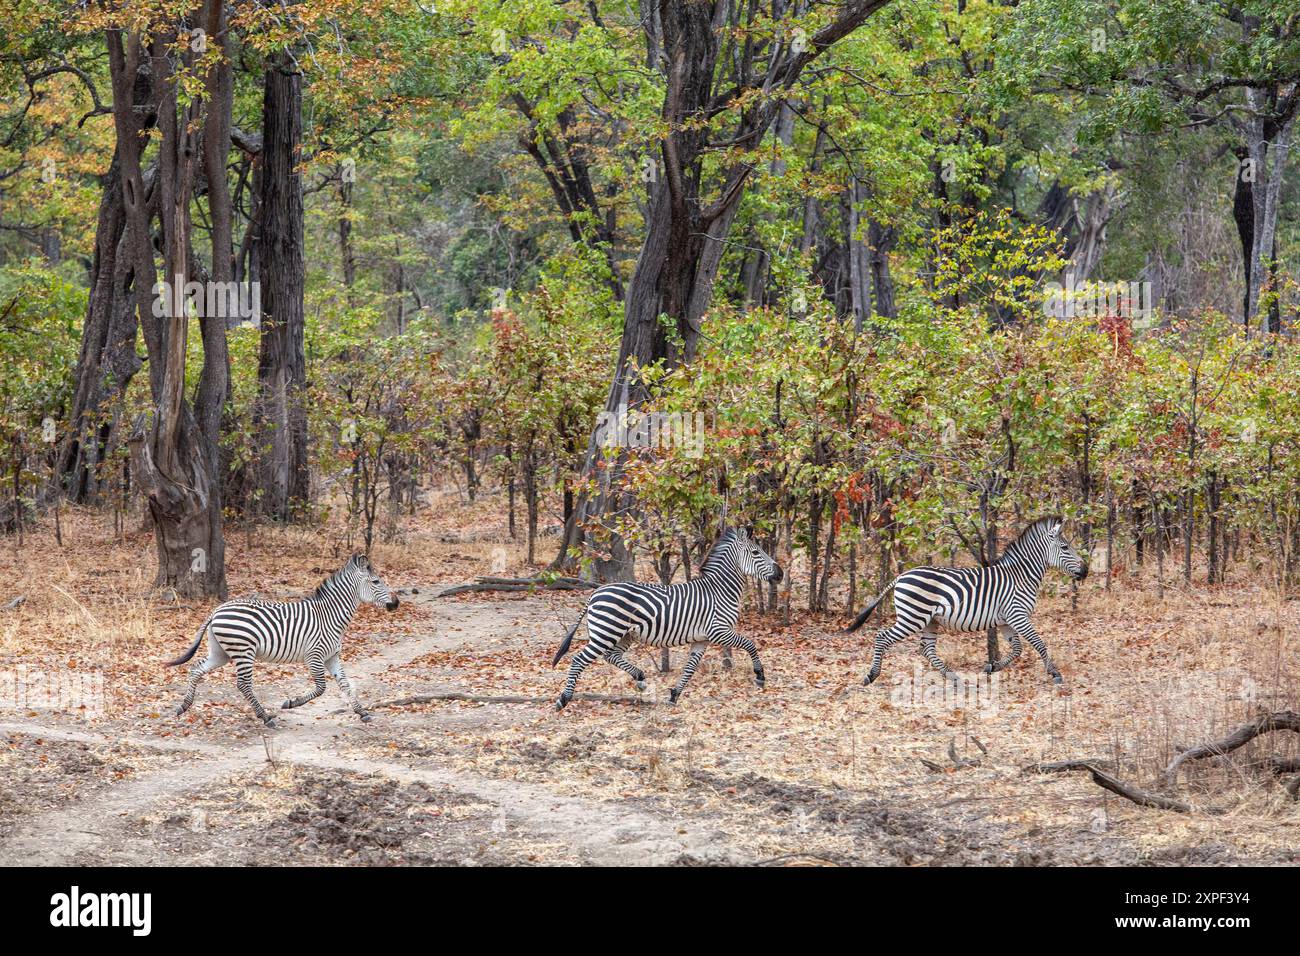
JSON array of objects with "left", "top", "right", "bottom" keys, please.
[
  {"left": 0, "top": 596, "right": 729, "bottom": 866},
  {"left": 3, "top": 590, "right": 1295, "bottom": 866}
]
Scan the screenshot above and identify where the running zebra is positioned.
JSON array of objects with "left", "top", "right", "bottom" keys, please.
[
  {"left": 847, "top": 517, "right": 1086, "bottom": 686},
  {"left": 552, "top": 528, "right": 783, "bottom": 709},
  {"left": 166, "top": 555, "right": 400, "bottom": 726}
]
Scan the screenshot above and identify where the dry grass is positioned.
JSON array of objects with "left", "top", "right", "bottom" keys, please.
[{"left": 1, "top": 483, "right": 1298, "bottom": 863}]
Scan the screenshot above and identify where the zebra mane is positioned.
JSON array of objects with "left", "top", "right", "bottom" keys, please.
[
  {"left": 999, "top": 517, "right": 1061, "bottom": 562},
  {"left": 699, "top": 530, "right": 740, "bottom": 575},
  {"left": 312, "top": 556, "right": 366, "bottom": 598}
]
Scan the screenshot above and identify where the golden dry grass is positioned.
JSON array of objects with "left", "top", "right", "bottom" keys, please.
[{"left": 1, "top": 482, "right": 1298, "bottom": 864}]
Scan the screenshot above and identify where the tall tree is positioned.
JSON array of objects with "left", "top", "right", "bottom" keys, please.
[
  {"left": 1005, "top": 0, "right": 1300, "bottom": 331},
  {"left": 107, "top": 13, "right": 229, "bottom": 598},
  {"left": 576, "top": 0, "right": 895, "bottom": 579},
  {"left": 255, "top": 48, "right": 309, "bottom": 518}
]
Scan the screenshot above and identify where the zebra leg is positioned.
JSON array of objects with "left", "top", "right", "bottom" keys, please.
[
  {"left": 604, "top": 645, "right": 647, "bottom": 691},
  {"left": 919, "top": 629, "right": 959, "bottom": 684},
  {"left": 734, "top": 636, "right": 764, "bottom": 688},
  {"left": 556, "top": 633, "right": 616, "bottom": 710},
  {"left": 174, "top": 635, "right": 227, "bottom": 716},
  {"left": 985, "top": 624, "right": 1023, "bottom": 673},
  {"left": 282, "top": 654, "right": 328, "bottom": 711},
  {"left": 326, "top": 655, "right": 370, "bottom": 721},
  {"left": 232, "top": 656, "right": 275, "bottom": 726},
  {"left": 712, "top": 631, "right": 764, "bottom": 688},
  {"left": 1006, "top": 616, "right": 1063, "bottom": 685},
  {"left": 863, "top": 623, "right": 914, "bottom": 685},
  {"left": 669, "top": 643, "right": 708, "bottom": 704}
]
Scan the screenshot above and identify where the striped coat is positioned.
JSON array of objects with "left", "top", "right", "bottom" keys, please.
[
  {"left": 847, "top": 518, "right": 1086, "bottom": 686},
  {"left": 552, "top": 529, "right": 782, "bottom": 708},
  {"left": 167, "top": 555, "right": 399, "bottom": 725}
]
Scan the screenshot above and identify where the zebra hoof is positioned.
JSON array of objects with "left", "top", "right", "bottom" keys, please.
[
  {"left": 635, "top": 680, "right": 647, "bottom": 692},
  {"left": 754, "top": 671, "right": 766, "bottom": 689},
  {"left": 1051, "top": 673, "right": 1064, "bottom": 685},
  {"left": 669, "top": 688, "right": 681, "bottom": 704},
  {"left": 555, "top": 695, "right": 570, "bottom": 711},
  {"left": 173, "top": 705, "right": 188, "bottom": 717},
  {"left": 863, "top": 673, "right": 878, "bottom": 686},
  {"left": 263, "top": 717, "right": 278, "bottom": 729},
  {"left": 359, "top": 712, "right": 373, "bottom": 723},
  {"left": 983, "top": 663, "right": 996, "bottom": 675}
]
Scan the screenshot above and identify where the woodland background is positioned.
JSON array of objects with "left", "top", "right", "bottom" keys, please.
[
  {"left": 0, "top": 2, "right": 1298, "bottom": 866},
  {"left": 4, "top": 2, "right": 1300, "bottom": 609}
]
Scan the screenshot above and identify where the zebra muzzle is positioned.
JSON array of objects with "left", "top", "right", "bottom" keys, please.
[{"left": 385, "top": 599, "right": 400, "bottom": 611}]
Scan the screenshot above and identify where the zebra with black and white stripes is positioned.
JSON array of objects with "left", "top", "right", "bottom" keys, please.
[
  {"left": 551, "top": 528, "right": 783, "bottom": 709},
  {"left": 847, "top": 517, "right": 1087, "bottom": 687},
  {"left": 166, "top": 555, "right": 400, "bottom": 726}
]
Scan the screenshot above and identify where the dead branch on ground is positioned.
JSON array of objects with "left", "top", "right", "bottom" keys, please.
[
  {"left": 435, "top": 576, "right": 595, "bottom": 597},
  {"left": 1028, "top": 760, "right": 1204, "bottom": 813},
  {"left": 1165, "top": 710, "right": 1300, "bottom": 796}
]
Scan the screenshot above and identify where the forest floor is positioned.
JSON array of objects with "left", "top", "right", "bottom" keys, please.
[{"left": 0, "top": 488, "right": 1298, "bottom": 866}]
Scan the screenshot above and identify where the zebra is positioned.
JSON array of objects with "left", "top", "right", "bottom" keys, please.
[
  {"left": 166, "top": 555, "right": 400, "bottom": 726},
  {"left": 846, "top": 517, "right": 1086, "bottom": 687},
  {"left": 551, "top": 528, "right": 783, "bottom": 710}
]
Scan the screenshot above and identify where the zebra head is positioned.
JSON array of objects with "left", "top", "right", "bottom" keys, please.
[
  {"left": 347, "top": 555, "right": 400, "bottom": 611},
  {"left": 730, "top": 528, "right": 783, "bottom": 583},
  {"left": 1044, "top": 520, "right": 1088, "bottom": 581}
]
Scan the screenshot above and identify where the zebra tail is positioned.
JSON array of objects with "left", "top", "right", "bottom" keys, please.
[
  {"left": 165, "top": 617, "right": 211, "bottom": 667},
  {"left": 845, "top": 577, "right": 899, "bottom": 633},
  {"left": 551, "top": 608, "right": 587, "bottom": 667}
]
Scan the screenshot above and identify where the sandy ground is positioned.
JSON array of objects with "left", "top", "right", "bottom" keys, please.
[
  {"left": 2, "top": 579, "right": 1298, "bottom": 866},
  {"left": 0, "top": 494, "right": 1298, "bottom": 866}
]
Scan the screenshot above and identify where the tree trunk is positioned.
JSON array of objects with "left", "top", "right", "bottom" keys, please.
[
  {"left": 1207, "top": 471, "right": 1222, "bottom": 584},
  {"left": 561, "top": 0, "right": 893, "bottom": 581},
  {"left": 1243, "top": 82, "right": 1295, "bottom": 332},
  {"left": 338, "top": 173, "right": 356, "bottom": 291},
  {"left": 54, "top": 86, "right": 153, "bottom": 503},
  {"left": 1232, "top": 147, "right": 1254, "bottom": 328},
  {"left": 255, "top": 50, "right": 309, "bottom": 519},
  {"left": 847, "top": 180, "right": 869, "bottom": 330},
  {"left": 867, "top": 219, "right": 897, "bottom": 320},
  {"left": 196, "top": 0, "right": 234, "bottom": 574},
  {"left": 112, "top": 27, "right": 227, "bottom": 598}
]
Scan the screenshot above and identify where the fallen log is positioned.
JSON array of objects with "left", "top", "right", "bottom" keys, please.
[
  {"left": 435, "top": 576, "right": 595, "bottom": 598},
  {"left": 1028, "top": 760, "right": 1202, "bottom": 813},
  {"left": 1023, "top": 758, "right": 1114, "bottom": 774},
  {"left": 1165, "top": 710, "right": 1300, "bottom": 785},
  {"left": 1263, "top": 755, "right": 1300, "bottom": 775}
]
